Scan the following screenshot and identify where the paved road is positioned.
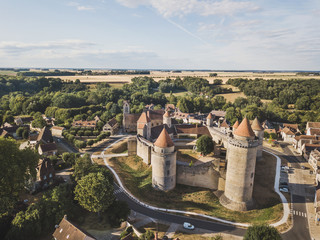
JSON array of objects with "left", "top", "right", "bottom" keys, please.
[
  {"left": 265, "top": 145, "right": 312, "bottom": 240},
  {"left": 114, "top": 185, "right": 246, "bottom": 237},
  {"left": 282, "top": 195, "right": 311, "bottom": 240}
]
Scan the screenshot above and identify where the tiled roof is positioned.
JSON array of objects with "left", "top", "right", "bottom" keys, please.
[
  {"left": 233, "top": 120, "right": 239, "bottom": 129},
  {"left": 283, "top": 123, "right": 299, "bottom": 130},
  {"left": 309, "top": 129, "right": 320, "bottom": 136},
  {"left": 53, "top": 216, "right": 96, "bottom": 240},
  {"left": 207, "top": 113, "right": 213, "bottom": 119},
  {"left": 251, "top": 117, "right": 264, "bottom": 131},
  {"left": 154, "top": 128, "right": 174, "bottom": 148},
  {"left": 210, "top": 110, "right": 226, "bottom": 118},
  {"left": 307, "top": 122, "right": 320, "bottom": 129},
  {"left": 234, "top": 117, "right": 255, "bottom": 137},
  {"left": 220, "top": 119, "right": 229, "bottom": 128},
  {"left": 52, "top": 126, "right": 64, "bottom": 130},
  {"left": 175, "top": 124, "right": 211, "bottom": 136},
  {"left": 137, "top": 112, "right": 150, "bottom": 129},
  {"left": 282, "top": 127, "right": 295, "bottom": 135}
]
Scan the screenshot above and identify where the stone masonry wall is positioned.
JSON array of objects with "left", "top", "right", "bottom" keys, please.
[{"left": 176, "top": 161, "right": 219, "bottom": 190}]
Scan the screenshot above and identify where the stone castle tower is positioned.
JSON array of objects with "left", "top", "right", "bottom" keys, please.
[
  {"left": 163, "top": 111, "right": 172, "bottom": 128},
  {"left": 137, "top": 112, "right": 151, "bottom": 140},
  {"left": 151, "top": 128, "right": 177, "bottom": 191},
  {"left": 251, "top": 117, "right": 264, "bottom": 160},
  {"left": 207, "top": 113, "right": 213, "bottom": 127},
  {"left": 220, "top": 117, "right": 259, "bottom": 211}
]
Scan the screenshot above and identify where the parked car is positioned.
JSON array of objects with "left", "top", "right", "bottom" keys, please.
[
  {"left": 280, "top": 187, "right": 289, "bottom": 193},
  {"left": 183, "top": 222, "right": 195, "bottom": 230}
]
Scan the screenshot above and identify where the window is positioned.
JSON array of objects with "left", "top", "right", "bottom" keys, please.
[
  {"left": 251, "top": 173, "right": 254, "bottom": 178},
  {"left": 44, "top": 175, "right": 47, "bottom": 180},
  {"left": 49, "top": 173, "right": 52, "bottom": 178},
  {"left": 59, "top": 229, "right": 63, "bottom": 233},
  {"left": 167, "top": 170, "right": 170, "bottom": 176},
  {"left": 166, "top": 161, "right": 170, "bottom": 166},
  {"left": 66, "top": 234, "right": 70, "bottom": 239}
]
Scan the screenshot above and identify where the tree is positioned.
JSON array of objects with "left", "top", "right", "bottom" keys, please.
[
  {"left": 196, "top": 135, "right": 214, "bottom": 156},
  {"left": 16, "top": 127, "right": 25, "bottom": 138},
  {"left": 244, "top": 224, "right": 281, "bottom": 240},
  {"left": 74, "top": 172, "right": 114, "bottom": 214},
  {"left": 107, "top": 200, "right": 130, "bottom": 227},
  {"left": 139, "top": 230, "right": 154, "bottom": 240},
  {"left": 0, "top": 138, "right": 39, "bottom": 215}
]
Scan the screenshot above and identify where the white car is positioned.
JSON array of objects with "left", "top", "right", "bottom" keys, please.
[
  {"left": 183, "top": 222, "right": 195, "bottom": 230},
  {"left": 280, "top": 187, "right": 289, "bottom": 193}
]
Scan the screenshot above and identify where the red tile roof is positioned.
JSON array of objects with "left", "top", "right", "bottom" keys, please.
[
  {"left": 154, "top": 128, "right": 174, "bottom": 148},
  {"left": 234, "top": 117, "right": 255, "bottom": 137},
  {"left": 251, "top": 117, "right": 264, "bottom": 131},
  {"left": 233, "top": 120, "right": 239, "bottom": 129}
]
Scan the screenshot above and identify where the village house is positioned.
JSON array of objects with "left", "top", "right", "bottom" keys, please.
[
  {"left": 301, "top": 144, "right": 320, "bottom": 160},
  {"left": 306, "top": 122, "right": 320, "bottom": 136},
  {"left": 309, "top": 149, "right": 320, "bottom": 174},
  {"left": 51, "top": 126, "right": 64, "bottom": 137},
  {"left": 293, "top": 135, "right": 319, "bottom": 154},
  {"left": 14, "top": 116, "right": 34, "bottom": 126},
  {"left": 315, "top": 183, "right": 320, "bottom": 225},
  {"left": 53, "top": 215, "right": 96, "bottom": 240},
  {"left": 37, "top": 126, "right": 53, "bottom": 144},
  {"left": 33, "top": 158, "right": 55, "bottom": 191},
  {"left": 72, "top": 120, "right": 97, "bottom": 129},
  {"left": 38, "top": 143, "right": 58, "bottom": 156},
  {"left": 103, "top": 118, "right": 119, "bottom": 135},
  {"left": 280, "top": 123, "right": 300, "bottom": 143}
]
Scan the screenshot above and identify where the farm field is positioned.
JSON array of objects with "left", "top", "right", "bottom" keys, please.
[{"left": 46, "top": 71, "right": 320, "bottom": 84}]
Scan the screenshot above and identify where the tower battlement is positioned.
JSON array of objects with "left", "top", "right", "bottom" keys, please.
[{"left": 228, "top": 136, "right": 259, "bottom": 148}]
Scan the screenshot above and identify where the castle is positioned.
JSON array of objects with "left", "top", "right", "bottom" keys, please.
[{"left": 126, "top": 103, "right": 264, "bottom": 211}]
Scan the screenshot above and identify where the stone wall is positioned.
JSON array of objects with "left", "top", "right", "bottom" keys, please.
[
  {"left": 127, "top": 137, "right": 137, "bottom": 156},
  {"left": 137, "top": 139, "right": 151, "bottom": 165},
  {"left": 176, "top": 161, "right": 219, "bottom": 190}
]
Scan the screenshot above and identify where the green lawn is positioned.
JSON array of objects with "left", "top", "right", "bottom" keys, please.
[{"left": 109, "top": 153, "right": 283, "bottom": 224}]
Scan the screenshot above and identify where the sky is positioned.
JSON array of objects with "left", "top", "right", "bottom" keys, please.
[{"left": 0, "top": 0, "right": 320, "bottom": 70}]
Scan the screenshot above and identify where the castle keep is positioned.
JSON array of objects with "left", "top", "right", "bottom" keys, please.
[{"left": 128, "top": 102, "right": 264, "bottom": 211}]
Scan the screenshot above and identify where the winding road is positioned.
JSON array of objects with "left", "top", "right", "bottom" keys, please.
[{"left": 87, "top": 136, "right": 311, "bottom": 239}]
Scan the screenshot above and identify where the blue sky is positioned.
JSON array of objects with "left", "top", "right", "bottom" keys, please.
[{"left": 0, "top": 0, "right": 320, "bottom": 70}]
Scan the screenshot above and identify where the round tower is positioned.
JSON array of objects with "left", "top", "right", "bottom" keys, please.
[
  {"left": 207, "top": 113, "right": 213, "bottom": 127},
  {"left": 163, "top": 111, "right": 172, "bottom": 128},
  {"left": 220, "top": 117, "right": 258, "bottom": 211},
  {"left": 151, "top": 128, "right": 176, "bottom": 191},
  {"left": 251, "top": 117, "right": 264, "bottom": 160},
  {"left": 137, "top": 112, "right": 151, "bottom": 140}
]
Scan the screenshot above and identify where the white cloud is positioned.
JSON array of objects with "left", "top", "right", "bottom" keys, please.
[
  {"left": 0, "top": 40, "right": 96, "bottom": 55},
  {"left": 68, "top": 2, "right": 95, "bottom": 11},
  {"left": 116, "top": 0, "right": 259, "bottom": 17}
]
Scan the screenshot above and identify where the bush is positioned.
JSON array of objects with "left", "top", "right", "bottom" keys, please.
[
  {"left": 84, "top": 130, "right": 92, "bottom": 136},
  {"left": 244, "top": 224, "right": 281, "bottom": 240},
  {"left": 196, "top": 135, "right": 214, "bottom": 156},
  {"left": 87, "top": 139, "right": 94, "bottom": 146}
]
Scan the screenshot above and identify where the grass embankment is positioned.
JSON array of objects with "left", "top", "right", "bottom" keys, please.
[
  {"left": 177, "top": 149, "right": 199, "bottom": 163},
  {"left": 105, "top": 140, "right": 128, "bottom": 154},
  {"left": 109, "top": 152, "right": 282, "bottom": 224}
]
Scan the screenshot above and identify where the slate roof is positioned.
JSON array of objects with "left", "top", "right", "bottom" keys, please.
[
  {"left": 151, "top": 124, "right": 176, "bottom": 140},
  {"left": 39, "top": 143, "right": 57, "bottom": 153},
  {"left": 234, "top": 118, "right": 255, "bottom": 137},
  {"left": 37, "top": 126, "right": 53, "bottom": 143},
  {"left": 107, "top": 118, "right": 118, "bottom": 128}
]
